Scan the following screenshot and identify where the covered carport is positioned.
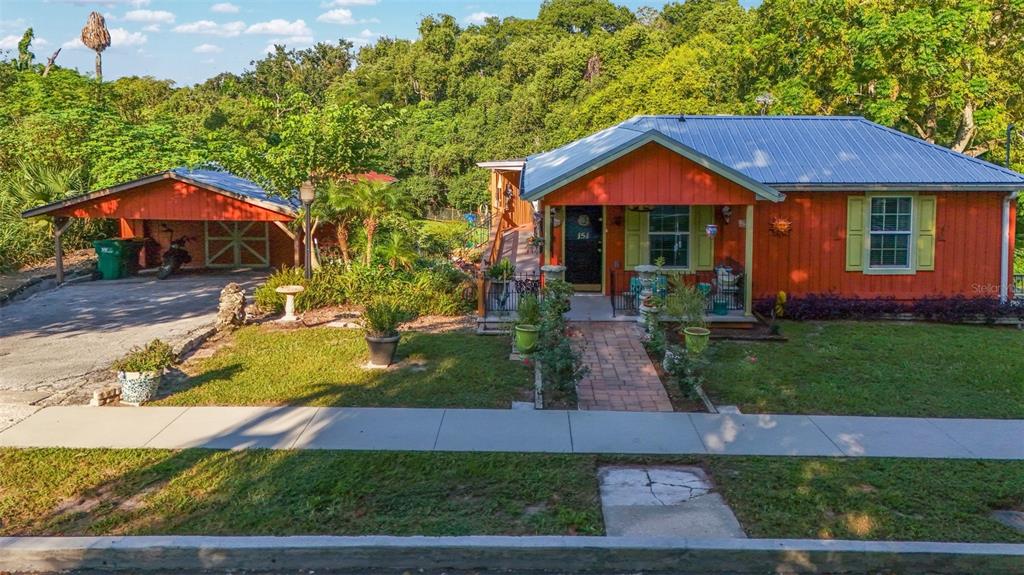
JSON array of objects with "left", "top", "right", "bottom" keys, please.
[{"left": 21, "top": 168, "right": 304, "bottom": 283}]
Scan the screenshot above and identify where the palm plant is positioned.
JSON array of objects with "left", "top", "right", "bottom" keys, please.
[
  {"left": 0, "top": 160, "right": 88, "bottom": 269},
  {"left": 80, "top": 12, "right": 111, "bottom": 84},
  {"left": 331, "top": 178, "right": 409, "bottom": 265},
  {"left": 377, "top": 232, "right": 417, "bottom": 270}
]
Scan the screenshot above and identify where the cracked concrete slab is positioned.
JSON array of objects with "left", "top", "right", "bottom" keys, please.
[{"left": 599, "top": 465, "right": 746, "bottom": 538}]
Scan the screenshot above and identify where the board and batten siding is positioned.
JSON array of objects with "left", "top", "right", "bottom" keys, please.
[
  {"left": 540, "top": 142, "right": 757, "bottom": 207},
  {"left": 752, "top": 191, "right": 1009, "bottom": 299},
  {"left": 48, "top": 179, "right": 293, "bottom": 222}
]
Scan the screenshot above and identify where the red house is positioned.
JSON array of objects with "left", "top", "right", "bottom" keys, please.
[{"left": 479, "top": 116, "right": 1024, "bottom": 320}]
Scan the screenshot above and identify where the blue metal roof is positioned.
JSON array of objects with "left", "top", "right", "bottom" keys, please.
[
  {"left": 521, "top": 115, "right": 1024, "bottom": 200},
  {"left": 171, "top": 167, "right": 301, "bottom": 212}
]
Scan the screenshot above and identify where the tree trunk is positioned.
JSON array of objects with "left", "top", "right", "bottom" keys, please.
[
  {"left": 335, "top": 218, "right": 352, "bottom": 266},
  {"left": 364, "top": 217, "right": 377, "bottom": 265},
  {"left": 951, "top": 101, "right": 976, "bottom": 153},
  {"left": 42, "top": 48, "right": 61, "bottom": 77},
  {"left": 94, "top": 51, "right": 102, "bottom": 83}
]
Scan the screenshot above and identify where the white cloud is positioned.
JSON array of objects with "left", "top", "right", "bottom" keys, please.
[
  {"left": 0, "top": 18, "right": 27, "bottom": 32},
  {"left": 141, "top": 24, "right": 161, "bottom": 32},
  {"left": 210, "top": 2, "right": 240, "bottom": 13},
  {"left": 317, "top": 9, "right": 355, "bottom": 25},
  {"left": 323, "top": 0, "right": 376, "bottom": 5},
  {"left": 53, "top": 0, "right": 149, "bottom": 6},
  {"left": 263, "top": 35, "right": 314, "bottom": 53},
  {"left": 173, "top": 20, "right": 246, "bottom": 37},
  {"left": 0, "top": 35, "right": 21, "bottom": 50},
  {"left": 464, "top": 11, "right": 495, "bottom": 25},
  {"left": 123, "top": 9, "right": 174, "bottom": 24},
  {"left": 246, "top": 19, "right": 312, "bottom": 36},
  {"left": 193, "top": 43, "right": 222, "bottom": 53},
  {"left": 62, "top": 27, "right": 146, "bottom": 49},
  {"left": 111, "top": 27, "right": 147, "bottom": 46}
]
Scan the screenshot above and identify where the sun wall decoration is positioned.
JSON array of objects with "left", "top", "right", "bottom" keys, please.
[{"left": 769, "top": 216, "right": 793, "bottom": 236}]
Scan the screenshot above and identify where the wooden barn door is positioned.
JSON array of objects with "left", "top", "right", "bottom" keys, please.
[{"left": 204, "top": 222, "right": 270, "bottom": 268}]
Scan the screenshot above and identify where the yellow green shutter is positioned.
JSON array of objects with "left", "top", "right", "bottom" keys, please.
[
  {"left": 624, "top": 209, "right": 649, "bottom": 270},
  {"left": 691, "top": 206, "right": 715, "bottom": 270},
  {"left": 916, "top": 195, "right": 937, "bottom": 271},
  {"left": 846, "top": 196, "right": 866, "bottom": 271}
]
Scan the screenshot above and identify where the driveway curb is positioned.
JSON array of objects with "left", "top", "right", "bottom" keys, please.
[{"left": 0, "top": 535, "right": 1021, "bottom": 574}]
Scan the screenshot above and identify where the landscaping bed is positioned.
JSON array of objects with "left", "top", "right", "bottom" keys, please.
[
  {"left": 1, "top": 448, "right": 1022, "bottom": 543},
  {"left": 154, "top": 326, "right": 532, "bottom": 408},
  {"left": 702, "top": 321, "right": 1024, "bottom": 419}
]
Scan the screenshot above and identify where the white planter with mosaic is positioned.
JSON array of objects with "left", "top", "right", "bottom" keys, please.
[{"left": 118, "top": 370, "right": 163, "bottom": 405}]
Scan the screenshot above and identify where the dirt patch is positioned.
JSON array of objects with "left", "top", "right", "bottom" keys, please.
[{"left": 402, "top": 315, "right": 476, "bottom": 333}]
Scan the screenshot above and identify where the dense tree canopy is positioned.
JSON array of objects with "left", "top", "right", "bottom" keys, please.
[{"left": 0, "top": 0, "right": 1022, "bottom": 270}]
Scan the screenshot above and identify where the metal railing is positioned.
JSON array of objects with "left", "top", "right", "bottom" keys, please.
[
  {"left": 1015, "top": 274, "right": 1024, "bottom": 299},
  {"left": 610, "top": 269, "right": 745, "bottom": 317},
  {"left": 482, "top": 272, "right": 541, "bottom": 316}
]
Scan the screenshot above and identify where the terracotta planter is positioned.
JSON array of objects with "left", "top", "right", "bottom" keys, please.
[
  {"left": 365, "top": 334, "right": 400, "bottom": 367},
  {"left": 682, "top": 327, "right": 711, "bottom": 354},
  {"left": 118, "top": 370, "right": 162, "bottom": 405},
  {"left": 514, "top": 324, "right": 539, "bottom": 353}
]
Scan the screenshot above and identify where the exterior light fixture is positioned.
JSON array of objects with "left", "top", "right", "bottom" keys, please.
[{"left": 299, "top": 180, "right": 315, "bottom": 280}]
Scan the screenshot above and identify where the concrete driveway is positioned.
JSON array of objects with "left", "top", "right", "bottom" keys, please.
[{"left": 0, "top": 271, "right": 265, "bottom": 409}]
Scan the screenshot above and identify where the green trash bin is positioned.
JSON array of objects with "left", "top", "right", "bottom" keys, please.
[{"left": 93, "top": 239, "right": 145, "bottom": 280}]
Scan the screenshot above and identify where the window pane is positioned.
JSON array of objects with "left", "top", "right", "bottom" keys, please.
[
  {"left": 650, "top": 234, "right": 688, "bottom": 267},
  {"left": 649, "top": 206, "right": 690, "bottom": 233},
  {"left": 869, "top": 233, "right": 909, "bottom": 267},
  {"left": 870, "top": 197, "right": 912, "bottom": 232}
]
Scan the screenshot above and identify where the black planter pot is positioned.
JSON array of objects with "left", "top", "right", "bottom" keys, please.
[{"left": 365, "top": 334, "right": 400, "bottom": 367}]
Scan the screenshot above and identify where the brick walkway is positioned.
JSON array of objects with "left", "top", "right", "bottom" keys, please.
[{"left": 573, "top": 322, "right": 673, "bottom": 412}]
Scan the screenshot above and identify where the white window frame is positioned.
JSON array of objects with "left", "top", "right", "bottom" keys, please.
[
  {"left": 648, "top": 206, "right": 691, "bottom": 270},
  {"left": 864, "top": 193, "right": 916, "bottom": 275}
]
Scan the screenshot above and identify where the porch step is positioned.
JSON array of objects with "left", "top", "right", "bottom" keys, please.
[{"left": 476, "top": 316, "right": 513, "bottom": 336}]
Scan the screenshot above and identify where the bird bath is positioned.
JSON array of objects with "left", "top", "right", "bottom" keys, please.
[{"left": 275, "top": 285, "right": 305, "bottom": 322}]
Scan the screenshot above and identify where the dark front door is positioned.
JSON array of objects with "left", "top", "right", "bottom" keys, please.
[{"left": 564, "top": 206, "right": 603, "bottom": 290}]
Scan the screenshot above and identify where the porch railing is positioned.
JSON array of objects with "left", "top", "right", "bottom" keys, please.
[
  {"left": 1015, "top": 274, "right": 1024, "bottom": 299},
  {"left": 609, "top": 269, "right": 745, "bottom": 317},
  {"left": 482, "top": 272, "right": 541, "bottom": 316}
]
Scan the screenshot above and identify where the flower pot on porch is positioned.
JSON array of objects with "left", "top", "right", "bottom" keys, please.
[
  {"left": 118, "top": 370, "right": 162, "bottom": 405},
  {"left": 682, "top": 327, "right": 711, "bottom": 354},
  {"left": 514, "top": 324, "right": 539, "bottom": 353},
  {"left": 365, "top": 334, "right": 400, "bottom": 367}
]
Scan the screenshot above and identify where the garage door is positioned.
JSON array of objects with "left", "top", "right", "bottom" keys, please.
[{"left": 204, "top": 222, "right": 270, "bottom": 268}]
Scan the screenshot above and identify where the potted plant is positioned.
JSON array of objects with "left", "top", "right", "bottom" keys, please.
[
  {"left": 664, "top": 283, "right": 711, "bottom": 354},
  {"left": 363, "top": 297, "right": 414, "bottom": 367},
  {"left": 112, "top": 339, "right": 175, "bottom": 405},
  {"left": 487, "top": 258, "right": 516, "bottom": 293},
  {"left": 514, "top": 293, "right": 541, "bottom": 353}
]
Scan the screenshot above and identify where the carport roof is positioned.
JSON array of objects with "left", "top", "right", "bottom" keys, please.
[{"left": 22, "top": 168, "right": 300, "bottom": 219}]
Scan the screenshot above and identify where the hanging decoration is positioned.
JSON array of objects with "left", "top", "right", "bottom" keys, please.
[
  {"left": 705, "top": 224, "right": 719, "bottom": 238},
  {"left": 720, "top": 206, "right": 732, "bottom": 224},
  {"left": 769, "top": 216, "right": 793, "bottom": 236}
]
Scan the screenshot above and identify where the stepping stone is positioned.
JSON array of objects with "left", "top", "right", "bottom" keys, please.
[
  {"left": 991, "top": 510, "right": 1024, "bottom": 534},
  {"left": 598, "top": 465, "right": 746, "bottom": 538}
]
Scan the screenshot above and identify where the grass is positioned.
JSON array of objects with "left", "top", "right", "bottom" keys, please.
[
  {"left": 703, "top": 321, "right": 1024, "bottom": 418},
  {"left": 0, "top": 449, "right": 600, "bottom": 536},
  {"left": 1, "top": 449, "right": 1021, "bottom": 542},
  {"left": 155, "top": 327, "right": 531, "bottom": 408}
]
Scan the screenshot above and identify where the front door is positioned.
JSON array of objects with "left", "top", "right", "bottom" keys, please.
[{"left": 564, "top": 206, "right": 603, "bottom": 291}]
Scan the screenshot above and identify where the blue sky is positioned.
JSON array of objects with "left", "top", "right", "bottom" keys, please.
[{"left": 0, "top": 0, "right": 756, "bottom": 86}]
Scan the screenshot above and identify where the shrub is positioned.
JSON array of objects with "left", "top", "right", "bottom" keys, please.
[
  {"left": 517, "top": 293, "right": 542, "bottom": 326},
  {"left": 254, "top": 260, "right": 470, "bottom": 316},
  {"left": 662, "top": 344, "right": 711, "bottom": 400},
  {"left": 540, "top": 278, "right": 573, "bottom": 315},
  {"left": 756, "top": 294, "right": 1024, "bottom": 323},
  {"left": 112, "top": 339, "right": 175, "bottom": 373},
  {"left": 663, "top": 282, "right": 707, "bottom": 329},
  {"left": 534, "top": 286, "right": 588, "bottom": 401},
  {"left": 487, "top": 258, "right": 515, "bottom": 281},
  {"left": 363, "top": 297, "right": 416, "bottom": 337}
]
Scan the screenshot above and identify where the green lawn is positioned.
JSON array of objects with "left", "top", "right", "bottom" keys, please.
[
  {"left": 2, "top": 449, "right": 1021, "bottom": 542},
  {"left": 703, "top": 321, "right": 1024, "bottom": 418},
  {"left": 156, "top": 327, "right": 530, "bottom": 408}
]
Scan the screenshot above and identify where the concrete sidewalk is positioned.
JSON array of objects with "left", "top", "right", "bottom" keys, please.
[{"left": 1, "top": 406, "right": 1022, "bottom": 459}]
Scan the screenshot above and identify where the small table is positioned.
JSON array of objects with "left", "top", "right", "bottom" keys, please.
[{"left": 275, "top": 285, "right": 305, "bottom": 322}]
